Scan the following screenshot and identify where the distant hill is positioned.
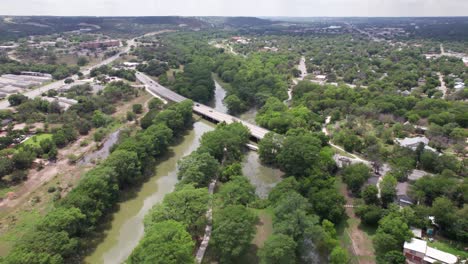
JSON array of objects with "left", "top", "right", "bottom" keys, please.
[{"left": 0, "top": 16, "right": 208, "bottom": 41}]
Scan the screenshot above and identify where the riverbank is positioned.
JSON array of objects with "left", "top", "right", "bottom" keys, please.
[{"left": 85, "top": 119, "right": 215, "bottom": 264}]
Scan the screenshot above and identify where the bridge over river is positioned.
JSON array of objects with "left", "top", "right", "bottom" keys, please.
[{"left": 136, "top": 72, "right": 270, "bottom": 141}]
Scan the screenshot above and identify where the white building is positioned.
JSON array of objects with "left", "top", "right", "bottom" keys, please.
[
  {"left": 403, "top": 238, "right": 457, "bottom": 264},
  {"left": 395, "top": 136, "right": 437, "bottom": 153}
]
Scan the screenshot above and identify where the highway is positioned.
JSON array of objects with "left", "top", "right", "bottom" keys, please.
[
  {"left": 0, "top": 39, "right": 135, "bottom": 110},
  {"left": 136, "top": 72, "right": 270, "bottom": 140}
]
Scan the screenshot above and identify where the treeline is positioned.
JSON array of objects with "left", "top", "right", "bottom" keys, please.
[
  {"left": 0, "top": 57, "right": 79, "bottom": 80},
  {"left": 164, "top": 58, "right": 216, "bottom": 104},
  {"left": 256, "top": 97, "right": 323, "bottom": 134},
  {"left": 1, "top": 100, "right": 194, "bottom": 264},
  {"left": 214, "top": 52, "right": 294, "bottom": 114},
  {"left": 90, "top": 65, "right": 136, "bottom": 82},
  {"left": 258, "top": 129, "right": 349, "bottom": 263},
  {"left": 128, "top": 122, "right": 255, "bottom": 263}
]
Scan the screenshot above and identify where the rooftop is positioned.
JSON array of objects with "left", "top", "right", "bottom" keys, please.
[{"left": 404, "top": 238, "right": 458, "bottom": 264}]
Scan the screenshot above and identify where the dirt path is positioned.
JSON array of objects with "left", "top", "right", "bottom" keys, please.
[
  {"left": 340, "top": 184, "right": 376, "bottom": 264},
  {"left": 437, "top": 72, "right": 448, "bottom": 99}
]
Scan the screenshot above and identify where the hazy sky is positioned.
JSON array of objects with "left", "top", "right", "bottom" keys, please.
[{"left": 2, "top": 0, "right": 467, "bottom": 17}]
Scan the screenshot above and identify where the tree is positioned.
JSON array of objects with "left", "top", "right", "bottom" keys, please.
[
  {"left": 8, "top": 94, "right": 28, "bottom": 106},
  {"left": 199, "top": 123, "right": 250, "bottom": 162},
  {"left": 92, "top": 110, "right": 109, "bottom": 128},
  {"left": 309, "top": 188, "right": 345, "bottom": 224},
  {"left": 268, "top": 177, "right": 300, "bottom": 205},
  {"left": 373, "top": 214, "right": 412, "bottom": 255},
  {"left": 145, "top": 185, "right": 209, "bottom": 236},
  {"left": 431, "top": 197, "right": 456, "bottom": 233},
  {"left": 104, "top": 150, "right": 141, "bottom": 187},
  {"left": 276, "top": 132, "right": 322, "bottom": 177},
  {"left": 0, "top": 156, "right": 14, "bottom": 179},
  {"left": 258, "top": 234, "right": 296, "bottom": 264},
  {"left": 224, "top": 94, "right": 245, "bottom": 114},
  {"left": 126, "top": 111, "right": 136, "bottom": 121},
  {"left": 37, "top": 207, "right": 86, "bottom": 236},
  {"left": 217, "top": 176, "right": 256, "bottom": 207},
  {"left": 356, "top": 205, "right": 383, "bottom": 226},
  {"left": 132, "top": 104, "right": 143, "bottom": 114},
  {"left": 212, "top": 205, "right": 257, "bottom": 263},
  {"left": 362, "top": 185, "right": 380, "bottom": 205},
  {"left": 128, "top": 220, "right": 195, "bottom": 264},
  {"left": 77, "top": 56, "right": 89, "bottom": 66},
  {"left": 148, "top": 98, "right": 163, "bottom": 110},
  {"left": 12, "top": 150, "right": 35, "bottom": 170},
  {"left": 379, "top": 250, "right": 406, "bottom": 264},
  {"left": 342, "top": 163, "right": 371, "bottom": 195},
  {"left": 177, "top": 151, "right": 219, "bottom": 187},
  {"left": 380, "top": 175, "right": 397, "bottom": 208},
  {"left": 258, "top": 132, "right": 284, "bottom": 165},
  {"left": 330, "top": 246, "right": 349, "bottom": 264}
]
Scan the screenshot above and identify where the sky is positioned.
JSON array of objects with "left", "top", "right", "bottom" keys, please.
[{"left": 1, "top": 0, "right": 467, "bottom": 17}]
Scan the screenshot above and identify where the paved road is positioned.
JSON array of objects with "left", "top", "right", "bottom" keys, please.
[
  {"left": 0, "top": 39, "right": 135, "bottom": 110},
  {"left": 136, "top": 72, "right": 270, "bottom": 140}
]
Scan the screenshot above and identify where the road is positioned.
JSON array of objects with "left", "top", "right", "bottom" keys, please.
[
  {"left": 136, "top": 72, "right": 270, "bottom": 140},
  {"left": 0, "top": 39, "right": 136, "bottom": 109},
  {"left": 437, "top": 72, "right": 448, "bottom": 99}
]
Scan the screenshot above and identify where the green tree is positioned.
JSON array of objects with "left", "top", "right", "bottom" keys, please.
[
  {"left": 8, "top": 94, "right": 28, "bottom": 106},
  {"left": 12, "top": 150, "right": 35, "bottom": 170},
  {"left": 77, "top": 56, "right": 89, "bottom": 66},
  {"left": 132, "top": 104, "right": 143, "bottom": 114},
  {"left": 199, "top": 123, "right": 250, "bottom": 162},
  {"left": 224, "top": 94, "right": 245, "bottom": 114},
  {"left": 268, "top": 177, "right": 299, "bottom": 205},
  {"left": 128, "top": 220, "right": 195, "bottom": 264},
  {"left": 104, "top": 150, "right": 141, "bottom": 187},
  {"left": 0, "top": 156, "right": 14, "bottom": 179},
  {"left": 145, "top": 185, "right": 209, "bottom": 236},
  {"left": 37, "top": 207, "right": 86, "bottom": 236},
  {"left": 258, "top": 234, "right": 296, "bottom": 264},
  {"left": 330, "top": 246, "right": 349, "bottom": 264},
  {"left": 212, "top": 205, "right": 257, "bottom": 263},
  {"left": 362, "top": 185, "right": 380, "bottom": 205},
  {"left": 309, "top": 188, "right": 345, "bottom": 224},
  {"left": 373, "top": 214, "right": 412, "bottom": 255},
  {"left": 148, "top": 98, "right": 163, "bottom": 110},
  {"left": 342, "top": 163, "right": 371, "bottom": 195},
  {"left": 380, "top": 175, "right": 397, "bottom": 208},
  {"left": 177, "top": 151, "right": 219, "bottom": 187},
  {"left": 258, "top": 132, "right": 284, "bottom": 165},
  {"left": 277, "top": 132, "right": 322, "bottom": 176},
  {"left": 217, "top": 176, "right": 256, "bottom": 207},
  {"left": 379, "top": 250, "right": 406, "bottom": 264}
]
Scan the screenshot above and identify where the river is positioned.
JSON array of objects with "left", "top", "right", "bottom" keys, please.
[
  {"left": 85, "top": 120, "right": 214, "bottom": 264},
  {"left": 85, "top": 79, "right": 283, "bottom": 263}
]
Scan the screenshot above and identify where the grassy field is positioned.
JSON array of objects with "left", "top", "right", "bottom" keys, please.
[
  {"left": 428, "top": 240, "right": 468, "bottom": 259},
  {"left": 336, "top": 177, "right": 377, "bottom": 264},
  {"left": 237, "top": 208, "right": 274, "bottom": 263},
  {"left": 21, "top": 133, "right": 53, "bottom": 148}
]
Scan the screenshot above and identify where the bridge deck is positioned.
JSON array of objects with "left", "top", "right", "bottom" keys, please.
[{"left": 136, "top": 72, "right": 269, "bottom": 140}]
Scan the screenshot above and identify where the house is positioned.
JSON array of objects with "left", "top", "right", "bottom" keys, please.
[
  {"left": 395, "top": 136, "right": 437, "bottom": 153},
  {"left": 454, "top": 82, "right": 465, "bottom": 91},
  {"left": 396, "top": 181, "right": 414, "bottom": 206},
  {"left": 403, "top": 238, "right": 457, "bottom": 264}
]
